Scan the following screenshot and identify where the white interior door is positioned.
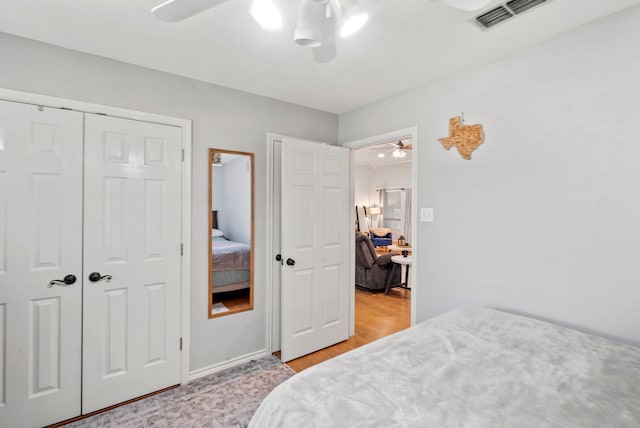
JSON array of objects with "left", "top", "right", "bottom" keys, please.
[
  {"left": 82, "top": 114, "right": 183, "bottom": 413},
  {"left": 280, "top": 138, "right": 350, "bottom": 362},
  {"left": 0, "top": 100, "right": 83, "bottom": 427}
]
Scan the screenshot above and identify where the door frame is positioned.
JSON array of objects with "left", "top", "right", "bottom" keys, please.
[
  {"left": 266, "top": 127, "right": 418, "bottom": 354},
  {"left": 343, "top": 126, "right": 419, "bottom": 327},
  {"left": 266, "top": 135, "right": 283, "bottom": 353},
  {"left": 0, "top": 87, "right": 193, "bottom": 384}
]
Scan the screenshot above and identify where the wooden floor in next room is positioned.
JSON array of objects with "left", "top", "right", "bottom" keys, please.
[{"left": 277, "top": 288, "right": 411, "bottom": 372}]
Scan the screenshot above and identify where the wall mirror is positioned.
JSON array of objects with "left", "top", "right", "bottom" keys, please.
[{"left": 209, "top": 148, "right": 254, "bottom": 318}]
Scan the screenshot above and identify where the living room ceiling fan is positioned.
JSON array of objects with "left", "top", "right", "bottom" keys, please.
[
  {"left": 369, "top": 140, "right": 413, "bottom": 159},
  {"left": 151, "top": 0, "right": 495, "bottom": 63}
]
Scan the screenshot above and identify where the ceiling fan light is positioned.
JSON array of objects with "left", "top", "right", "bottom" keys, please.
[
  {"left": 340, "top": 13, "right": 368, "bottom": 37},
  {"left": 392, "top": 149, "right": 407, "bottom": 158},
  {"left": 294, "top": 29, "right": 323, "bottom": 47},
  {"left": 294, "top": 0, "right": 326, "bottom": 47},
  {"left": 377, "top": 153, "right": 385, "bottom": 158},
  {"left": 250, "top": 0, "right": 282, "bottom": 31}
]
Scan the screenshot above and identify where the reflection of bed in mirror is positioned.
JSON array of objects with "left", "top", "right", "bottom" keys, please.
[
  {"left": 211, "top": 210, "right": 251, "bottom": 293},
  {"left": 209, "top": 148, "right": 254, "bottom": 318}
]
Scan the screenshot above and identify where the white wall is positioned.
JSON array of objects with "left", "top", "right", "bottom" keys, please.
[
  {"left": 371, "top": 163, "right": 412, "bottom": 195},
  {"left": 354, "top": 164, "right": 374, "bottom": 207},
  {"left": 340, "top": 5, "right": 640, "bottom": 346},
  {"left": 212, "top": 167, "right": 226, "bottom": 232},
  {"left": 223, "top": 156, "right": 251, "bottom": 245},
  {"left": 0, "top": 32, "right": 338, "bottom": 372},
  {"left": 354, "top": 162, "right": 412, "bottom": 208}
]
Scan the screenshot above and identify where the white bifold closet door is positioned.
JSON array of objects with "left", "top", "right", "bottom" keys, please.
[
  {"left": 0, "top": 100, "right": 83, "bottom": 427},
  {"left": 82, "top": 114, "right": 183, "bottom": 413},
  {"left": 0, "top": 100, "right": 183, "bottom": 427}
]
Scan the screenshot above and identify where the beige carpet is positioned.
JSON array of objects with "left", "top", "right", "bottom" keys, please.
[{"left": 65, "top": 356, "right": 294, "bottom": 428}]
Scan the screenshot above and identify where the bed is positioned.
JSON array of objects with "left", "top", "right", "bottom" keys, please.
[
  {"left": 250, "top": 308, "right": 640, "bottom": 427},
  {"left": 211, "top": 210, "right": 251, "bottom": 293}
]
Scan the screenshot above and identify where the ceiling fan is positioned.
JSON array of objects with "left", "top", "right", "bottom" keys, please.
[
  {"left": 151, "top": 0, "right": 494, "bottom": 63},
  {"left": 370, "top": 140, "right": 413, "bottom": 159},
  {"left": 152, "top": 0, "right": 368, "bottom": 63}
]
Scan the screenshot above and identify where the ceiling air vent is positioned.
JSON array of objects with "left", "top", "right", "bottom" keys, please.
[
  {"left": 473, "top": 0, "right": 552, "bottom": 30},
  {"left": 475, "top": 6, "right": 513, "bottom": 29},
  {"left": 506, "top": 0, "right": 547, "bottom": 14}
]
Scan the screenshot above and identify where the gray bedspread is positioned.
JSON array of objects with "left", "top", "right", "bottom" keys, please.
[
  {"left": 212, "top": 238, "right": 250, "bottom": 271},
  {"left": 250, "top": 308, "right": 640, "bottom": 427}
]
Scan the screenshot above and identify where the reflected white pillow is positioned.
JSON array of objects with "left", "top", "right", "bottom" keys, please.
[{"left": 212, "top": 228, "right": 224, "bottom": 237}]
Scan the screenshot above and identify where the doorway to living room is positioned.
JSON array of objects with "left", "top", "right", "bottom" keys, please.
[
  {"left": 266, "top": 127, "right": 418, "bottom": 372},
  {"left": 352, "top": 136, "right": 414, "bottom": 288},
  {"left": 345, "top": 126, "right": 419, "bottom": 347},
  {"left": 274, "top": 128, "right": 419, "bottom": 371}
]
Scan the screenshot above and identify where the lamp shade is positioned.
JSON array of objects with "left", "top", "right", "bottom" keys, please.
[{"left": 368, "top": 206, "right": 382, "bottom": 215}]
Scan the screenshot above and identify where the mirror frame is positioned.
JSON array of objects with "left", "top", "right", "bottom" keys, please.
[{"left": 208, "top": 148, "right": 255, "bottom": 318}]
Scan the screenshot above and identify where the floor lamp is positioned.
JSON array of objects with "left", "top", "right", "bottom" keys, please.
[{"left": 368, "top": 206, "right": 382, "bottom": 228}]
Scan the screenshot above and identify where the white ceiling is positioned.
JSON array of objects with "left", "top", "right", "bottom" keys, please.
[{"left": 0, "top": 0, "right": 638, "bottom": 113}]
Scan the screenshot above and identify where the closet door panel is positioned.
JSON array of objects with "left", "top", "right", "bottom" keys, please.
[
  {"left": 0, "top": 100, "right": 83, "bottom": 428},
  {"left": 82, "top": 114, "right": 182, "bottom": 413}
]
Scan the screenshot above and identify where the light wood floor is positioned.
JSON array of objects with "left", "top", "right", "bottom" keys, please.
[
  {"left": 211, "top": 288, "right": 251, "bottom": 317},
  {"left": 278, "top": 287, "right": 411, "bottom": 372}
]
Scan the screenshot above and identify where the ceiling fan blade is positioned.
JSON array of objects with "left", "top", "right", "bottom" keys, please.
[
  {"left": 369, "top": 142, "right": 400, "bottom": 150},
  {"left": 151, "top": 0, "right": 231, "bottom": 22},
  {"left": 429, "top": 0, "right": 494, "bottom": 11},
  {"left": 313, "top": 12, "right": 337, "bottom": 63},
  {"left": 404, "top": 144, "right": 413, "bottom": 150}
]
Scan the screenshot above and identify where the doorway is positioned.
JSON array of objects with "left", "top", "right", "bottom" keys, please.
[
  {"left": 345, "top": 126, "right": 419, "bottom": 329},
  {"left": 267, "top": 127, "right": 418, "bottom": 366}
]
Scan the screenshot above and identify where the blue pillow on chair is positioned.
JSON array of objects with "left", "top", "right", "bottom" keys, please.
[{"left": 370, "top": 232, "right": 392, "bottom": 247}]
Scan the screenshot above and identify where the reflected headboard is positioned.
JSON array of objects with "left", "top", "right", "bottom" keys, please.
[{"left": 211, "top": 210, "right": 218, "bottom": 230}]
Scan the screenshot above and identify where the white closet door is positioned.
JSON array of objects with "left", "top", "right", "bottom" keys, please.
[
  {"left": 82, "top": 114, "right": 183, "bottom": 413},
  {"left": 0, "top": 100, "right": 83, "bottom": 427},
  {"left": 280, "top": 138, "right": 350, "bottom": 362}
]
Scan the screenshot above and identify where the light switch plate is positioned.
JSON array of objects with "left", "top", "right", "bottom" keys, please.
[{"left": 421, "top": 208, "right": 434, "bottom": 222}]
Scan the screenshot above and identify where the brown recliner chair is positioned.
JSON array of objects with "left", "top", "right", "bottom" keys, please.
[{"left": 355, "top": 234, "right": 401, "bottom": 291}]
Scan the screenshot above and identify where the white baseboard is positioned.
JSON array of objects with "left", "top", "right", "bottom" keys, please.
[{"left": 188, "top": 349, "right": 268, "bottom": 382}]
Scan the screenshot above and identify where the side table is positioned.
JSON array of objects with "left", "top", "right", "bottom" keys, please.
[
  {"left": 384, "top": 255, "right": 412, "bottom": 295},
  {"left": 387, "top": 245, "right": 412, "bottom": 255}
]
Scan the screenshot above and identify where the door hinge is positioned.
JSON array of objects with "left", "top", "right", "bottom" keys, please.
[
  {"left": 180, "top": 337, "right": 183, "bottom": 351},
  {"left": 181, "top": 149, "right": 185, "bottom": 162},
  {"left": 180, "top": 243, "right": 184, "bottom": 256}
]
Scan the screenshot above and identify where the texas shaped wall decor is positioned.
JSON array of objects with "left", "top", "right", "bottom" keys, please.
[{"left": 438, "top": 116, "right": 485, "bottom": 160}]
